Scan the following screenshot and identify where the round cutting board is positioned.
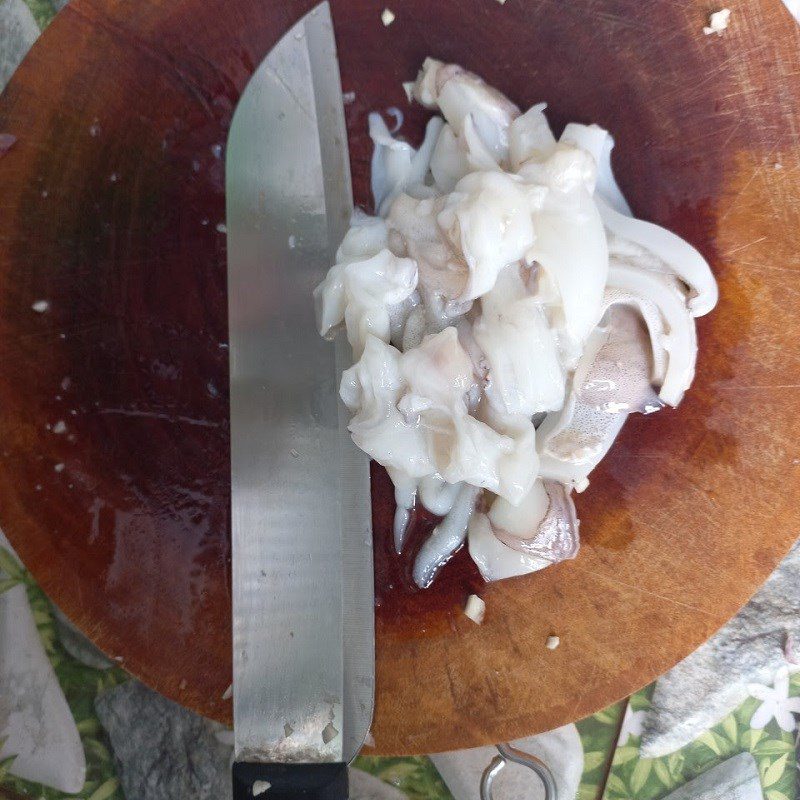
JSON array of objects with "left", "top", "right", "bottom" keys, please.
[{"left": 2, "top": 0, "right": 800, "bottom": 755}]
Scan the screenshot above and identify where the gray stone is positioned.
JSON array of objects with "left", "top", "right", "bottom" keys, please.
[
  {"left": 52, "top": 606, "right": 114, "bottom": 670},
  {"left": 641, "top": 540, "right": 800, "bottom": 758},
  {"left": 660, "top": 752, "right": 762, "bottom": 800},
  {"left": 95, "top": 680, "right": 233, "bottom": 800},
  {"left": 0, "top": 0, "right": 39, "bottom": 92}
]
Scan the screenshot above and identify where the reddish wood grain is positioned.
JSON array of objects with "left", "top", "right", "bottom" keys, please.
[{"left": 1, "top": 0, "right": 800, "bottom": 754}]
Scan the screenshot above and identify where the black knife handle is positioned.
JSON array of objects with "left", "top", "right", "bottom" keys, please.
[{"left": 232, "top": 761, "right": 349, "bottom": 800}]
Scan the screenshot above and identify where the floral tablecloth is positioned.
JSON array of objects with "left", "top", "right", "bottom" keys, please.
[
  {"left": 3, "top": 544, "right": 800, "bottom": 800},
  {"left": 3, "top": 1, "right": 800, "bottom": 798}
]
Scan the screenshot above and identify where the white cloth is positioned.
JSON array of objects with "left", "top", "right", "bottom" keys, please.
[
  {"left": 350, "top": 768, "right": 408, "bottom": 800},
  {"left": 430, "top": 724, "right": 583, "bottom": 800},
  {"left": 0, "top": 531, "right": 86, "bottom": 793}
]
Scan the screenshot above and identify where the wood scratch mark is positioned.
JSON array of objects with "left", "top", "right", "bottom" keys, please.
[
  {"left": 719, "top": 118, "right": 744, "bottom": 152},
  {"left": 720, "top": 137, "right": 784, "bottom": 221},
  {"left": 98, "top": 408, "right": 221, "bottom": 427},
  {"left": 68, "top": 3, "right": 217, "bottom": 119},
  {"left": 568, "top": 673, "right": 593, "bottom": 720},
  {"left": 738, "top": 262, "right": 799, "bottom": 275},
  {"left": 444, "top": 664, "right": 461, "bottom": 707},
  {"left": 723, "top": 236, "right": 768, "bottom": 256},
  {"left": 569, "top": 565, "right": 717, "bottom": 617},
  {"left": 717, "top": 383, "right": 800, "bottom": 391}
]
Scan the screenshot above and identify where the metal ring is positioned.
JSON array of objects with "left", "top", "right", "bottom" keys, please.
[{"left": 479, "top": 742, "right": 558, "bottom": 800}]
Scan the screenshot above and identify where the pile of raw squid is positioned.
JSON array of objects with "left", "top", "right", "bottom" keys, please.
[{"left": 315, "top": 59, "right": 717, "bottom": 589}]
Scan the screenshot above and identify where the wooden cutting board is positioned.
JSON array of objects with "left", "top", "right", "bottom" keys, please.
[{"left": 2, "top": 0, "right": 800, "bottom": 755}]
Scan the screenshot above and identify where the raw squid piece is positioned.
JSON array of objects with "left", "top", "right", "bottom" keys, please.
[{"left": 314, "top": 57, "right": 718, "bottom": 588}]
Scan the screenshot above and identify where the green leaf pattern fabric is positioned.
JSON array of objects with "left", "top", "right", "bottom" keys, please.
[
  {"left": 5, "top": 534, "right": 799, "bottom": 800},
  {"left": 601, "top": 684, "right": 799, "bottom": 800}
]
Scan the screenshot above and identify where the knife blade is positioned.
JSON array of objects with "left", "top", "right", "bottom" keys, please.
[{"left": 226, "top": 4, "right": 374, "bottom": 797}]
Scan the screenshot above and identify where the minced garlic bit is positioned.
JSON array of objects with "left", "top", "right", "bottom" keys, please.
[
  {"left": 381, "top": 7, "right": 395, "bottom": 26},
  {"left": 546, "top": 634, "right": 560, "bottom": 650},
  {"left": 31, "top": 299, "right": 50, "bottom": 313},
  {"left": 222, "top": 683, "right": 233, "bottom": 700},
  {"left": 464, "top": 594, "right": 486, "bottom": 624},
  {"left": 253, "top": 780, "right": 272, "bottom": 796},
  {"left": 703, "top": 8, "right": 731, "bottom": 35}
]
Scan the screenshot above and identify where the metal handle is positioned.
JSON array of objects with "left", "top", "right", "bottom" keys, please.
[{"left": 480, "top": 743, "right": 557, "bottom": 800}]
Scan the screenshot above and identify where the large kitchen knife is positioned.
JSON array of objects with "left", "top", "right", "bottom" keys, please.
[{"left": 226, "top": 5, "right": 374, "bottom": 798}]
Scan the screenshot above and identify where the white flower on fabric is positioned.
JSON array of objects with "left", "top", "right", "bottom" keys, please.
[
  {"left": 618, "top": 702, "right": 647, "bottom": 744},
  {"left": 748, "top": 666, "right": 800, "bottom": 732}
]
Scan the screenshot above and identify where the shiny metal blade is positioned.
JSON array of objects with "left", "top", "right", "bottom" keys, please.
[{"left": 226, "top": 2, "right": 373, "bottom": 765}]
